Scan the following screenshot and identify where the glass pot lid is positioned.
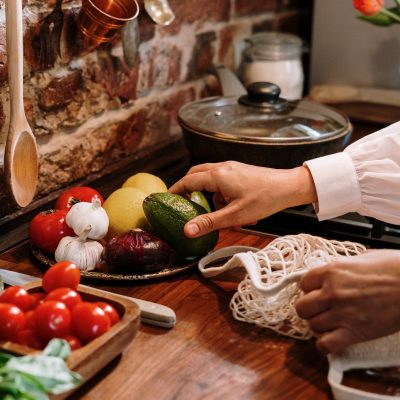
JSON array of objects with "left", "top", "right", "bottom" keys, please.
[{"left": 178, "top": 82, "right": 351, "bottom": 144}]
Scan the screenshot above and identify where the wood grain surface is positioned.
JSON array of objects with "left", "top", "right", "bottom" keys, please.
[{"left": 0, "top": 229, "right": 334, "bottom": 400}]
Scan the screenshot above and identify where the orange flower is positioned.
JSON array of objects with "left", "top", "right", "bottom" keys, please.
[{"left": 353, "top": 0, "right": 384, "bottom": 16}]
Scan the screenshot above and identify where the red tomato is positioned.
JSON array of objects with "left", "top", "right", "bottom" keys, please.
[
  {"left": 0, "top": 286, "right": 33, "bottom": 311},
  {"left": 29, "top": 209, "right": 74, "bottom": 253},
  {"left": 42, "top": 261, "right": 81, "bottom": 293},
  {"left": 45, "top": 288, "right": 82, "bottom": 310},
  {"left": 71, "top": 302, "right": 111, "bottom": 343},
  {"left": 0, "top": 304, "right": 26, "bottom": 341},
  {"left": 25, "top": 310, "right": 36, "bottom": 329},
  {"left": 55, "top": 187, "right": 104, "bottom": 210},
  {"left": 15, "top": 329, "right": 44, "bottom": 349},
  {"left": 31, "top": 292, "right": 46, "bottom": 309},
  {"left": 94, "top": 301, "right": 120, "bottom": 326},
  {"left": 61, "top": 334, "right": 83, "bottom": 350},
  {"left": 33, "top": 301, "right": 71, "bottom": 341}
]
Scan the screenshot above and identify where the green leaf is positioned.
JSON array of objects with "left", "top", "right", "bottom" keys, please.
[
  {"left": 357, "top": 6, "right": 400, "bottom": 26},
  {"left": 0, "top": 372, "right": 44, "bottom": 399},
  {"left": 357, "top": 14, "right": 393, "bottom": 26},
  {"left": 0, "top": 353, "right": 13, "bottom": 367},
  {"left": 42, "top": 339, "right": 70, "bottom": 360},
  {"left": 2, "top": 395, "right": 20, "bottom": 400},
  {"left": 0, "top": 339, "right": 82, "bottom": 397},
  {"left": 16, "top": 372, "right": 49, "bottom": 400},
  {"left": 388, "top": 6, "right": 400, "bottom": 17},
  {"left": 5, "top": 355, "right": 81, "bottom": 395}
]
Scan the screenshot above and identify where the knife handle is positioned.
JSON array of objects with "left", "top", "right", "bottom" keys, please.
[{"left": 121, "top": 296, "right": 176, "bottom": 328}]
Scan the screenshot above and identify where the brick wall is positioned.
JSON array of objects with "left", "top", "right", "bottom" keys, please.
[{"left": 0, "top": 0, "right": 313, "bottom": 220}]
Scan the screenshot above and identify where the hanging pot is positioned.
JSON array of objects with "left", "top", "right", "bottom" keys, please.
[{"left": 178, "top": 68, "right": 352, "bottom": 169}]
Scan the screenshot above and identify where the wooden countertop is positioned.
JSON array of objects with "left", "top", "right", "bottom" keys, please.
[
  {"left": 0, "top": 228, "right": 332, "bottom": 400},
  {"left": 0, "top": 104, "right": 394, "bottom": 399}
]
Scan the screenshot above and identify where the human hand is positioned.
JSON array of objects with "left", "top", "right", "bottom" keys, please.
[
  {"left": 295, "top": 250, "right": 400, "bottom": 354},
  {"left": 169, "top": 161, "right": 317, "bottom": 238}
]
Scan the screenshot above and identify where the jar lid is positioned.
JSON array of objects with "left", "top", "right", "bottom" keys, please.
[
  {"left": 178, "top": 82, "right": 351, "bottom": 145},
  {"left": 245, "top": 32, "right": 303, "bottom": 61}
]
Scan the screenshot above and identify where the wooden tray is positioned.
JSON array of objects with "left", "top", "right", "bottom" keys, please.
[{"left": 0, "top": 281, "right": 141, "bottom": 399}]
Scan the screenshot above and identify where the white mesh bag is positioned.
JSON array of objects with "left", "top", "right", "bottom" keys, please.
[
  {"left": 199, "top": 234, "right": 366, "bottom": 339},
  {"left": 199, "top": 234, "right": 400, "bottom": 400}
]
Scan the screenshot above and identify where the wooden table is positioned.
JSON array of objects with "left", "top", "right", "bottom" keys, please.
[{"left": 0, "top": 228, "right": 332, "bottom": 400}]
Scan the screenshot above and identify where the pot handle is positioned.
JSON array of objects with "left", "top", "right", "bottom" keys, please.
[{"left": 214, "top": 65, "right": 247, "bottom": 97}]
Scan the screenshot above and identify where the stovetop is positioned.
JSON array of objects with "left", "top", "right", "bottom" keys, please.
[{"left": 252, "top": 206, "right": 400, "bottom": 249}]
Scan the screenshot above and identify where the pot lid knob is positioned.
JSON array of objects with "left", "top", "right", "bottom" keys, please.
[{"left": 239, "top": 82, "right": 289, "bottom": 111}]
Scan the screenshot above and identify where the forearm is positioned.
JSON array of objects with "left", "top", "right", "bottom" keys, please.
[
  {"left": 287, "top": 166, "right": 318, "bottom": 208},
  {"left": 268, "top": 166, "right": 318, "bottom": 212}
]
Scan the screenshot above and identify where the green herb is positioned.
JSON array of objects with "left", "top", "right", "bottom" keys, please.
[{"left": 0, "top": 339, "right": 82, "bottom": 400}]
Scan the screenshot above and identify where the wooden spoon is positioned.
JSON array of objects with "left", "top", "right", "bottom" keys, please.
[{"left": 4, "top": 0, "right": 38, "bottom": 207}]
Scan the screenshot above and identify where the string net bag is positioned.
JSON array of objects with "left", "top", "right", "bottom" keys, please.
[
  {"left": 199, "top": 234, "right": 400, "bottom": 400},
  {"left": 199, "top": 234, "right": 366, "bottom": 340}
]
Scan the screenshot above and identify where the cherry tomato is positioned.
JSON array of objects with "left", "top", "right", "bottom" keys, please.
[
  {"left": 60, "top": 334, "right": 83, "bottom": 350},
  {"left": 31, "top": 292, "right": 46, "bottom": 309},
  {"left": 29, "top": 209, "right": 74, "bottom": 253},
  {"left": 0, "top": 304, "right": 26, "bottom": 341},
  {"left": 45, "top": 288, "right": 82, "bottom": 310},
  {"left": 0, "top": 286, "right": 33, "bottom": 311},
  {"left": 25, "top": 310, "right": 36, "bottom": 329},
  {"left": 42, "top": 261, "right": 81, "bottom": 293},
  {"left": 33, "top": 301, "right": 71, "bottom": 341},
  {"left": 55, "top": 187, "right": 104, "bottom": 210},
  {"left": 94, "top": 301, "right": 120, "bottom": 326},
  {"left": 15, "top": 329, "right": 44, "bottom": 349},
  {"left": 71, "top": 302, "right": 111, "bottom": 343}
]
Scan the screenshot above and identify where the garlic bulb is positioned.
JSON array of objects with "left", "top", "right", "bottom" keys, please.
[
  {"left": 66, "top": 197, "right": 109, "bottom": 240},
  {"left": 55, "top": 226, "right": 103, "bottom": 271}
]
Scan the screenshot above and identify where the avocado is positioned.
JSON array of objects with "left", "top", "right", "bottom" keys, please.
[{"left": 143, "top": 192, "right": 219, "bottom": 257}]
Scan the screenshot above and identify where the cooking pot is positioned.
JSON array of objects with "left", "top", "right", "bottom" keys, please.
[{"left": 178, "top": 68, "right": 352, "bottom": 169}]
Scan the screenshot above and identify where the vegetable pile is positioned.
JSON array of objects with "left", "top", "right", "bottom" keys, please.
[
  {"left": 0, "top": 262, "right": 120, "bottom": 350},
  {"left": 29, "top": 172, "right": 216, "bottom": 274},
  {"left": 30, "top": 187, "right": 108, "bottom": 272},
  {"left": 0, "top": 338, "right": 82, "bottom": 400}
]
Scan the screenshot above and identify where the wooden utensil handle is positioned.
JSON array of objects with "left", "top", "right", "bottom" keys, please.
[{"left": 5, "top": 0, "right": 25, "bottom": 122}]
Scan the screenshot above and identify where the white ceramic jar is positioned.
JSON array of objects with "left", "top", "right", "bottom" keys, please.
[{"left": 242, "top": 32, "right": 304, "bottom": 100}]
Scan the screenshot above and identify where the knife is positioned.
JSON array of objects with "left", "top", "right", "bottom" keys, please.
[{"left": 0, "top": 269, "right": 176, "bottom": 329}]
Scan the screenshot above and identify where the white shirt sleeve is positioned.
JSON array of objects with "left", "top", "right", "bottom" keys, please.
[{"left": 304, "top": 121, "right": 400, "bottom": 224}]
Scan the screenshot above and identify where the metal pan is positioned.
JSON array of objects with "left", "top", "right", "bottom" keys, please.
[{"left": 178, "top": 67, "right": 352, "bottom": 169}]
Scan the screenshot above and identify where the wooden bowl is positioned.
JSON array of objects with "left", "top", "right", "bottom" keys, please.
[{"left": 0, "top": 281, "right": 141, "bottom": 399}]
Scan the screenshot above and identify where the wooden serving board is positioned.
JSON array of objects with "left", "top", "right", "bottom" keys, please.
[{"left": 0, "top": 282, "right": 141, "bottom": 399}]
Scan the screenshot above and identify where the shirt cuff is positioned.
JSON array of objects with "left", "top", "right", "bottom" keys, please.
[{"left": 304, "top": 152, "right": 362, "bottom": 221}]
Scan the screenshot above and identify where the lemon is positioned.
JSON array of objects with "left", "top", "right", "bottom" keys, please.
[
  {"left": 103, "top": 187, "right": 148, "bottom": 239},
  {"left": 122, "top": 172, "right": 168, "bottom": 196}
]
